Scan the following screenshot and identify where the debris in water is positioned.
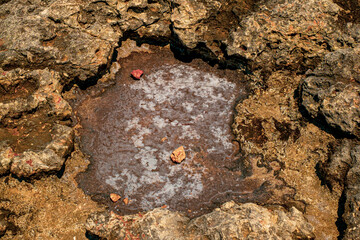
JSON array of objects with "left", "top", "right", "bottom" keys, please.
[
  {"left": 171, "top": 146, "right": 186, "bottom": 163},
  {"left": 110, "top": 193, "right": 121, "bottom": 202},
  {"left": 123, "top": 198, "right": 129, "bottom": 205},
  {"left": 131, "top": 69, "right": 144, "bottom": 80}
]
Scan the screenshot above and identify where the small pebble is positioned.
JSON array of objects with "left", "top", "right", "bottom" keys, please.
[
  {"left": 171, "top": 146, "right": 186, "bottom": 164},
  {"left": 131, "top": 69, "right": 144, "bottom": 80},
  {"left": 110, "top": 193, "right": 121, "bottom": 202}
]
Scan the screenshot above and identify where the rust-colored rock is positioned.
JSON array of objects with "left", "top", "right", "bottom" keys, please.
[
  {"left": 131, "top": 69, "right": 144, "bottom": 80},
  {"left": 110, "top": 193, "right": 121, "bottom": 203},
  {"left": 123, "top": 198, "right": 129, "bottom": 205},
  {"left": 170, "top": 146, "right": 186, "bottom": 164}
]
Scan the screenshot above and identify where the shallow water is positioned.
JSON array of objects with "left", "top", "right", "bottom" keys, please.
[{"left": 75, "top": 49, "right": 265, "bottom": 217}]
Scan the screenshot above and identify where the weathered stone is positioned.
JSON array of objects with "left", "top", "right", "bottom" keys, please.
[
  {"left": 232, "top": 71, "right": 339, "bottom": 239},
  {"left": 226, "top": 0, "right": 356, "bottom": 72},
  {"left": 86, "top": 201, "right": 315, "bottom": 239},
  {"left": 8, "top": 124, "right": 73, "bottom": 178},
  {"left": 171, "top": 0, "right": 222, "bottom": 49},
  {"left": 133, "top": 208, "right": 189, "bottom": 240},
  {"left": 10, "top": 148, "right": 63, "bottom": 178},
  {"left": 52, "top": 0, "right": 122, "bottom": 42},
  {"left": 0, "top": 68, "right": 71, "bottom": 121},
  {"left": 301, "top": 47, "right": 360, "bottom": 137},
  {"left": 187, "top": 201, "right": 314, "bottom": 239},
  {"left": 0, "top": 209, "right": 10, "bottom": 237},
  {"left": 0, "top": 0, "right": 360, "bottom": 238},
  {"left": 46, "top": 124, "right": 74, "bottom": 158},
  {"left": 0, "top": 143, "right": 14, "bottom": 176},
  {"left": 114, "top": 0, "right": 170, "bottom": 35},
  {"left": 343, "top": 145, "right": 360, "bottom": 239},
  {"left": 0, "top": 0, "right": 116, "bottom": 81},
  {"left": 86, "top": 210, "right": 187, "bottom": 240},
  {"left": 317, "top": 140, "right": 352, "bottom": 194},
  {"left": 315, "top": 140, "right": 360, "bottom": 239},
  {"left": 0, "top": 121, "right": 73, "bottom": 178}
]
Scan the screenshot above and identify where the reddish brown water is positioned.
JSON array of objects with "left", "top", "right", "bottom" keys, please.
[{"left": 75, "top": 49, "right": 269, "bottom": 217}]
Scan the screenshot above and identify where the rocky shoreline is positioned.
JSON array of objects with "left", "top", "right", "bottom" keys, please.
[{"left": 1, "top": 0, "right": 360, "bottom": 239}]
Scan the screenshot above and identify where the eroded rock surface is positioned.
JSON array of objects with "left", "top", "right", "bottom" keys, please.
[
  {"left": 226, "top": 0, "right": 347, "bottom": 69},
  {"left": 0, "top": 0, "right": 116, "bottom": 81},
  {"left": 319, "top": 140, "right": 360, "bottom": 239},
  {"left": 232, "top": 70, "right": 339, "bottom": 239},
  {"left": 0, "top": 68, "right": 73, "bottom": 178},
  {"left": 86, "top": 201, "right": 315, "bottom": 239},
  {"left": 301, "top": 47, "right": 360, "bottom": 138},
  {"left": 0, "top": 0, "right": 360, "bottom": 239}
]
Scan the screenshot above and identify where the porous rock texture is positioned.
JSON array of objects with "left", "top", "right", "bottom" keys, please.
[
  {"left": 86, "top": 201, "right": 314, "bottom": 240},
  {"left": 301, "top": 47, "right": 360, "bottom": 138},
  {"left": 0, "top": 68, "right": 74, "bottom": 178},
  {"left": 0, "top": 0, "right": 360, "bottom": 239},
  {"left": 318, "top": 140, "right": 360, "bottom": 239}
]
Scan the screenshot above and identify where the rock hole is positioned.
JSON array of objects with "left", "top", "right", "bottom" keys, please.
[{"left": 73, "top": 47, "right": 271, "bottom": 217}]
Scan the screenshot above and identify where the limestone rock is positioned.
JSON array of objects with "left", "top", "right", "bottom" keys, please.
[
  {"left": 171, "top": 0, "right": 222, "bottom": 49},
  {"left": 0, "top": 209, "right": 11, "bottom": 238},
  {"left": 86, "top": 209, "right": 189, "bottom": 240},
  {"left": 10, "top": 148, "right": 63, "bottom": 178},
  {"left": 226, "top": 0, "right": 355, "bottom": 72},
  {"left": 115, "top": 0, "right": 169, "bottom": 32},
  {"left": 232, "top": 70, "right": 339, "bottom": 238},
  {"left": 0, "top": 68, "right": 74, "bottom": 178},
  {"left": 86, "top": 202, "right": 315, "bottom": 239},
  {"left": 46, "top": 124, "right": 74, "bottom": 158},
  {"left": 9, "top": 124, "right": 73, "bottom": 178},
  {"left": 134, "top": 208, "right": 189, "bottom": 240},
  {"left": 343, "top": 145, "right": 360, "bottom": 239},
  {"left": 0, "top": 0, "right": 116, "bottom": 81},
  {"left": 0, "top": 68, "right": 71, "bottom": 121},
  {"left": 0, "top": 143, "right": 14, "bottom": 176},
  {"left": 187, "top": 201, "right": 315, "bottom": 239},
  {"left": 317, "top": 140, "right": 352, "bottom": 196},
  {"left": 316, "top": 140, "right": 360, "bottom": 239},
  {"left": 300, "top": 47, "right": 360, "bottom": 137}
]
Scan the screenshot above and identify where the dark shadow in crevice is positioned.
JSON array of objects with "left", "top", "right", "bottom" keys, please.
[
  {"left": 169, "top": 24, "right": 250, "bottom": 72},
  {"left": 62, "top": 62, "right": 109, "bottom": 93},
  {"left": 85, "top": 231, "right": 101, "bottom": 240},
  {"left": 63, "top": 19, "right": 253, "bottom": 94},
  {"left": 336, "top": 190, "right": 347, "bottom": 240},
  {"left": 56, "top": 161, "right": 66, "bottom": 179},
  {"left": 0, "top": 208, "right": 19, "bottom": 237},
  {"left": 333, "top": 0, "right": 360, "bottom": 25},
  {"left": 315, "top": 161, "right": 331, "bottom": 189}
]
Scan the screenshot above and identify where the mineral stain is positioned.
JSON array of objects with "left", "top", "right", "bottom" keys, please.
[{"left": 75, "top": 49, "right": 265, "bottom": 217}]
